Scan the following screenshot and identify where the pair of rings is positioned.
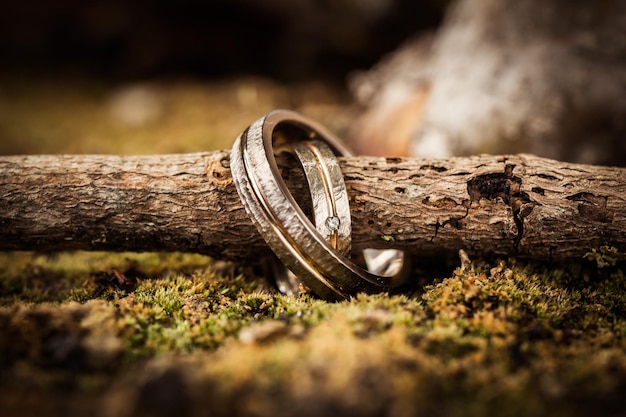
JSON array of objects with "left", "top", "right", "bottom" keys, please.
[{"left": 230, "top": 110, "right": 410, "bottom": 301}]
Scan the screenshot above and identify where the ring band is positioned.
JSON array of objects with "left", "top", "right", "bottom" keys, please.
[
  {"left": 230, "top": 109, "right": 410, "bottom": 300},
  {"left": 275, "top": 141, "right": 406, "bottom": 296},
  {"left": 290, "top": 140, "right": 352, "bottom": 255},
  {"left": 273, "top": 140, "right": 352, "bottom": 296}
]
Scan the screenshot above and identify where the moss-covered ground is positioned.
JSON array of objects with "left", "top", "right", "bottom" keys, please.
[{"left": 1, "top": 75, "right": 625, "bottom": 417}]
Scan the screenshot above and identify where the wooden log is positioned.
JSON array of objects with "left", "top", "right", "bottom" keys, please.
[{"left": 0, "top": 152, "right": 624, "bottom": 263}]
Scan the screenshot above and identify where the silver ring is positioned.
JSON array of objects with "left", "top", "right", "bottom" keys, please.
[
  {"left": 291, "top": 140, "right": 352, "bottom": 255},
  {"left": 230, "top": 109, "right": 410, "bottom": 300},
  {"left": 273, "top": 140, "right": 352, "bottom": 296}
]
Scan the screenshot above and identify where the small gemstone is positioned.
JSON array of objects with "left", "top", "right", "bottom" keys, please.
[{"left": 325, "top": 216, "right": 340, "bottom": 231}]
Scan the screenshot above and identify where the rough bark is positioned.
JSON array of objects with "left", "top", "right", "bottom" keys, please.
[{"left": 1, "top": 152, "right": 624, "bottom": 263}]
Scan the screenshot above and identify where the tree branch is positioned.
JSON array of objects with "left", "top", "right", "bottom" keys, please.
[{"left": 1, "top": 152, "right": 624, "bottom": 263}]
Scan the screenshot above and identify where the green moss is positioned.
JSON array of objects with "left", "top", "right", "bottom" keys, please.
[
  {"left": 584, "top": 245, "right": 626, "bottom": 268},
  {"left": 1, "top": 249, "right": 626, "bottom": 417}
]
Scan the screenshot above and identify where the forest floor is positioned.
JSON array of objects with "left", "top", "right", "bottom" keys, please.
[{"left": 1, "top": 74, "right": 625, "bottom": 417}]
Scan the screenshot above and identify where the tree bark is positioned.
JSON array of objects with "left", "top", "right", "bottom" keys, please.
[{"left": 1, "top": 152, "right": 624, "bottom": 263}]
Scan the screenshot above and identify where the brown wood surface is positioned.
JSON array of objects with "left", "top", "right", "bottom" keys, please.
[{"left": 1, "top": 152, "right": 624, "bottom": 263}]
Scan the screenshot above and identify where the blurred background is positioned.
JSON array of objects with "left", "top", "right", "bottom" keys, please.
[
  {"left": 2, "top": 0, "right": 624, "bottom": 165},
  {"left": 0, "top": 0, "right": 446, "bottom": 155}
]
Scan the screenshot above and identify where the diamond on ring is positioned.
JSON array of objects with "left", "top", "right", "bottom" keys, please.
[{"left": 325, "top": 216, "right": 340, "bottom": 231}]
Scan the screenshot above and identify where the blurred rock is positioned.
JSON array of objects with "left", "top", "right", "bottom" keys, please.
[
  {"left": 349, "top": 0, "right": 626, "bottom": 166},
  {"left": 348, "top": 34, "right": 434, "bottom": 157}
]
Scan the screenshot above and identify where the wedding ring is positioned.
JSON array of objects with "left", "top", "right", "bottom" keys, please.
[
  {"left": 274, "top": 141, "right": 406, "bottom": 296},
  {"left": 291, "top": 140, "right": 352, "bottom": 255},
  {"left": 273, "top": 140, "right": 352, "bottom": 296},
  {"left": 230, "top": 109, "right": 410, "bottom": 300}
]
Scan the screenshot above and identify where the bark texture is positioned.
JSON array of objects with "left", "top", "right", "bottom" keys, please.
[{"left": 1, "top": 152, "right": 624, "bottom": 263}]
